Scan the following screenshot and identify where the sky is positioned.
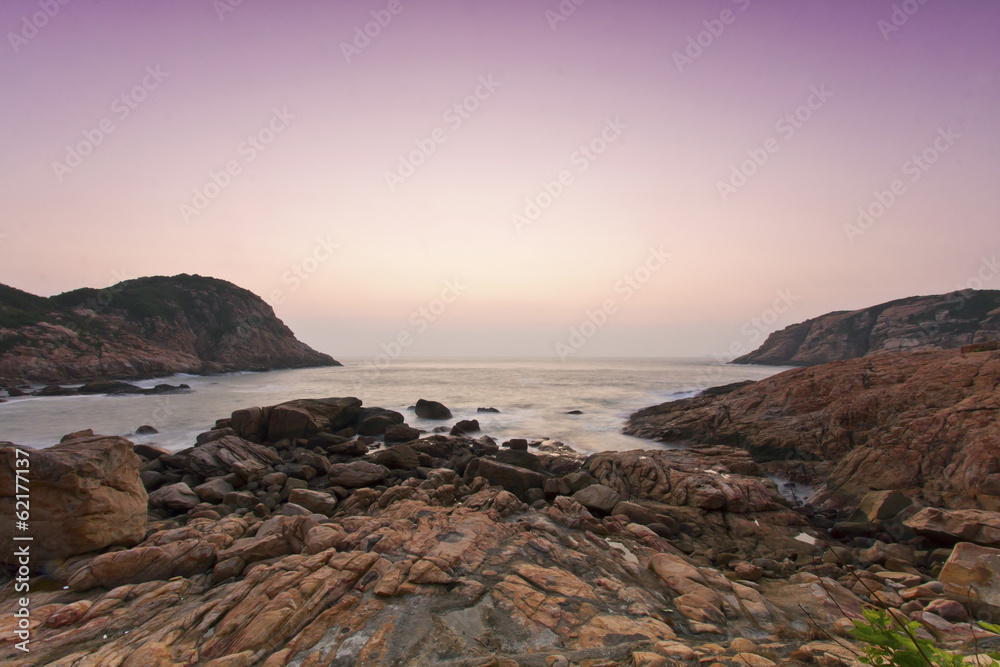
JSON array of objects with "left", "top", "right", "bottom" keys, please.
[{"left": 1, "top": 0, "right": 998, "bottom": 360}]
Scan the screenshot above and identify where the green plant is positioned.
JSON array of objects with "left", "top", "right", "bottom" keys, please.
[{"left": 850, "top": 608, "right": 1000, "bottom": 666}]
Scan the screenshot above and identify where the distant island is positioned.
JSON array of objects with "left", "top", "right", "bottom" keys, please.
[
  {"left": 0, "top": 274, "right": 339, "bottom": 386},
  {"left": 732, "top": 289, "right": 1000, "bottom": 366}
]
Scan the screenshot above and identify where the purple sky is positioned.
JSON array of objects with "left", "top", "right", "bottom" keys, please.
[{"left": 1, "top": 0, "right": 998, "bottom": 359}]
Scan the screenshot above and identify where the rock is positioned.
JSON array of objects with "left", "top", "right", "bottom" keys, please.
[
  {"left": 384, "top": 424, "right": 421, "bottom": 444},
  {"left": 135, "top": 424, "right": 159, "bottom": 435},
  {"left": 37, "top": 384, "right": 77, "bottom": 396},
  {"left": 503, "top": 438, "right": 528, "bottom": 451},
  {"left": 904, "top": 508, "right": 1000, "bottom": 547},
  {"left": 148, "top": 482, "right": 200, "bottom": 512},
  {"left": 193, "top": 478, "right": 236, "bottom": 504},
  {"left": 414, "top": 399, "right": 452, "bottom": 420},
  {"left": 287, "top": 488, "right": 337, "bottom": 515},
  {"left": 924, "top": 598, "right": 968, "bottom": 622},
  {"left": 859, "top": 541, "right": 915, "bottom": 566},
  {"left": 69, "top": 539, "right": 218, "bottom": 591},
  {"left": 939, "top": 542, "right": 1000, "bottom": 617},
  {"left": 367, "top": 445, "right": 419, "bottom": 470},
  {"left": 852, "top": 490, "right": 913, "bottom": 522},
  {"left": 734, "top": 562, "right": 764, "bottom": 581},
  {"left": 268, "top": 397, "right": 363, "bottom": 441},
  {"left": 733, "top": 290, "right": 1000, "bottom": 365},
  {"left": 168, "top": 435, "right": 280, "bottom": 481},
  {"left": 564, "top": 410, "right": 583, "bottom": 415},
  {"left": 450, "top": 419, "right": 480, "bottom": 435},
  {"left": 477, "top": 407, "right": 499, "bottom": 413},
  {"left": 625, "top": 346, "right": 1000, "bottom": 511},
  {"left": 0, "top": 436, "right": 147, "bottom": 565},
  {"left": 356, "top": 407, "right": 404, "bottom": 436},
  {"left": 133, "top": 443, "right": 171, "bottom": 459},
  {"left": 464, "top": 458, "right": 546, "bottom": 498},
  {"left": 326, "top": 461, "right": 389, "bottom": 489},
  {"left": 572, "top": 484, "right": 621, "bottom": 515},
  {"left": 196, "top": 427, "right": 236, "bottom": 445}
]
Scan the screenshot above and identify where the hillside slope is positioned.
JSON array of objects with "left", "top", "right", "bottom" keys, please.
[
  {"left": 0, "top": 274, "right": 339, "bottom": 384},
  {"left": 733, "top": 289, "right": 1000, "bottom": 365}
]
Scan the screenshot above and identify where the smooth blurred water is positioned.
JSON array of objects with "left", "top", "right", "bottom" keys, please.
[{"left": 0, "top": 358, "right": 787, "bottom": 454}]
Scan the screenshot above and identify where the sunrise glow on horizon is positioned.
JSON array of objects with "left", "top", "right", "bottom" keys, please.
[{"left": 2, "top": 0, "right": 998, "bottom": 359}]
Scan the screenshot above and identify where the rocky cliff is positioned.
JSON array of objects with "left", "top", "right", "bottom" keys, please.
[
  {"left": 0, "top": 274, "right": 339, "bottom": 385},
  {"left": 733, "top": 289, "right": 1000, "bottom": 366},
  {"left": 626, "top": 343, "right": 1000, "bottom": 512}
]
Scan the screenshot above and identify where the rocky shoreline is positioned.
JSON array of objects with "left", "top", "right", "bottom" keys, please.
[{"left": 2, "top": 387, "right": 999, "bottom": 665}]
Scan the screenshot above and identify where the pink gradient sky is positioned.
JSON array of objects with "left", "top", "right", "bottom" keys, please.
[{"left": 1, "top": 0, "right": 998, "bottom": 359}]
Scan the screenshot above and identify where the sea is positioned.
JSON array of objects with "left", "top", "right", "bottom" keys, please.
[{"left": 0, "top": 357, "right": 786, "bottom": 455}]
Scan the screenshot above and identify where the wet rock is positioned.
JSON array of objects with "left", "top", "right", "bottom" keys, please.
[
  {"left": 135, "top": 424, "right": 159, "bottom": 435},
  {"left": 450, "top": 419, "right": 480, "bottom": 435},
  {"left": 414, "top": 398, "right": 452, "bottom": 420},
  {"left": 477, "top": 407, "right": 499, "bottom": 413},
  {"left": 356, "top": 407, "right": 405, "bottom": 436},
  {"left": 384, "top": 424, "right": 421, "bottom": 444},
  {"left": 267, "top": 397, "right": 363, "bottom": 441}
]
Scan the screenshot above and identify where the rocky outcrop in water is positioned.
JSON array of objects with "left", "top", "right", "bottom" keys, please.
[
  {"left": 733, "top": 289, "right": 1000, "bottom": 366},
  {"left": 0, "top": 274, "right": 339, "bottom": 386},
  {"left": 2, "top": 395, "right": 998, "bottom": 664}
]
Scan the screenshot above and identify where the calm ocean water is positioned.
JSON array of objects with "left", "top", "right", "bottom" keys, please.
[{"left": 0, "top": 358, "right": 786, "bottom": 454}]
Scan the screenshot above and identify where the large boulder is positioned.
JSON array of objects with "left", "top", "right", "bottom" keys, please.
[
  {"left": 384, "top": 424, "right": 421, "bottom": 444},
  {"left": 148, "top": 482, "right": 200, "bottom": 512},
  {"left": 414, "top": 399, "right": 452, "bottom": 420},
  {"left": 268, "top": 398, "right": 363, "bottom": 441},
  {"left": 939, "top": 542, "right": 1000, "bottom": 618},
  {"left": 573, "top": 484, "right": 621, "bottom": 515},
  {"left": 0, "top": 435, "right": 147, "bottom": 566},
  {"left": 166, "top": 435, "right": 280, "bottom": 482},
  {"left": 326, "top": 461, "right": 389, "bottom": 489},
  {"left": 464, "top": 458, "right": 546, "bottom": 498},
  {"left": 904, "top": 508, "right": 1000, "bottom": 547},
  {"left": 356, "top": 408, "right": 404, "bottom": 436}
]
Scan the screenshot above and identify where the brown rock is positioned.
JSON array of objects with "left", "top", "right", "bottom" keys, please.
[
  {"left": 904, "top": 507, "right": 1000, "bottom": 546},
  {"left": 326, "top": 461, "right": 389, "bottom": 488},
  {"left": 0, "top": 436, "right": 147, "bottom": 565}
]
